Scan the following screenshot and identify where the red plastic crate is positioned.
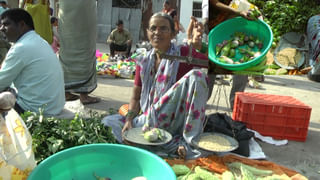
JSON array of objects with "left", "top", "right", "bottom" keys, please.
[{"left": 232, "top": 92, "right": 312, "bottom": 141}]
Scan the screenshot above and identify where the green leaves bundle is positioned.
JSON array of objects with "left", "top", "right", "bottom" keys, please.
[{"left": 21, "top": 111, "right": 116, "bottom": 163}]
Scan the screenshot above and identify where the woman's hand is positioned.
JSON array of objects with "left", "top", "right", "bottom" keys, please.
[
  {"left": 177, "top": 145, "right": 186, "bottom": 159},
  {"left": 188, "top": 20, "right": 204, "bottom": 50},
  {"left": 122, "top": 120, "right": 133, "bottom": 134}
]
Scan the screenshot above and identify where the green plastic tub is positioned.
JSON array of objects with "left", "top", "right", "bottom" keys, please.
[
  {"left": 27, "top": 144, "right": 176, "bottom": 180},
  {"left": 208, "top": 17, "right": 273, "bottom": 71}
]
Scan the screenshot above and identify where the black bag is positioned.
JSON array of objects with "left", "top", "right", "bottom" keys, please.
[{"left": 204, "top": 113, "right": 254, "bottom": 157}]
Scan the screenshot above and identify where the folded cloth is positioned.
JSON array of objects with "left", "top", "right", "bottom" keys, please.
[
  {"left": 248, "top": 129, "right": 288, "bottom": 146},
  {"left": 248, "top": 137, "right": 266, "bottom": 159}
]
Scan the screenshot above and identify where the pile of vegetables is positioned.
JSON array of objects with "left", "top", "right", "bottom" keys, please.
[
  {"left": 216, "top": 32, "right": 263, "bottom": 65},
  {"left": 171, "top": 162, "right": 292, "bottom": 180},
  {"left": 21, "top": 110, "right": 116, "bottom": 163},
  {"left": 142, "top": 124, "right": 164, "bottom": 142},
  {"left": 248, "top": 0, "right": 320, "bottom": 48},
  {"left": 172, "top": 165, "right": 221, "bottom": 180},
  {"left": 233, "top": 57, "right": 289, "bottom": 75},
  {"left": 247, "top": 8, "right": 262, "bottom": 20}
]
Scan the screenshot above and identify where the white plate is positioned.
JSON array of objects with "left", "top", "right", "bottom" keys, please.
[
  {"left": 123, "top": 127, "right": 172, "bottom": 146},
  {"left": 192, "top": 132, "right": 239, "bottom": 153}
]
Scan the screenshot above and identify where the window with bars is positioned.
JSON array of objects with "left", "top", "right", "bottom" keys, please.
[
  {"left": 112, "top": 0, "right": 141, "bottom": 8},
  {"left": 192, "top": 2, "right": 202, "bottom": 18}
]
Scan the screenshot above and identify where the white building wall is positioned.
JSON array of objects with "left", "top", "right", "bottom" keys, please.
[{"left": 177, "top": 0, "right": 202, "bottom": 44}]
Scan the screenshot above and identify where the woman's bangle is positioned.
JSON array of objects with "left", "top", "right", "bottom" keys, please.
[{"left": 126, "top": 111, "right": 137, "bottom": 119}]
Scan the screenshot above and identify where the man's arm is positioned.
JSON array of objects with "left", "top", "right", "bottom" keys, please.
[
  {"left": 126, "top": 30, "right": 132, "bottom": 45},
  {"left": 0, "top": 51, "right": 24, "bottom": 91},
  {"left": 210, "top": 0, "right": 250, "bottom": 19},
  {"left": 106, "top": 30, "right": 114, "bottom": 44}
]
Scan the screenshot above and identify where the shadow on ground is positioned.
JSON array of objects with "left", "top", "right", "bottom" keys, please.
[
  {"left": 264, "top": 75, "right": 320, "bottom": 92},
  {"left": 84, "top": 97, "right": 127, "bottom": 113},
  {"left": 97, "top": 76, "right": 134, "bottom": 88}
]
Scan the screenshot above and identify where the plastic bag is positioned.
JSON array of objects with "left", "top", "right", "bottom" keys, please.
[
  {"left": 24, "top": 1, "right": 53, "bottom": 44},
  {"left": 0, "top": 92, "right": 36, "bottom": 180},
  {"left": 229, "top": 0, "right": 256, "bottom": 12},
  {"left": 204, "top": 113, "right": 254, "bottom": 157}
]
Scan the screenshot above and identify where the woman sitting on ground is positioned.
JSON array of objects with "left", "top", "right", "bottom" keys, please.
[{"left": 103, "top": 12, "right": 210, "bottom": 159}]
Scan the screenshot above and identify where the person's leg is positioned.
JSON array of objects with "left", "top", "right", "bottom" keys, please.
[
  {"left": 207, "top": 73, "right": 216, "bottom": 101},
  {"left": 229, "top": 75, "right": 248, "bottom": 110},
  {"left": 65, "top": 92, "right": 79, "bottom": 101},
  {"left": 109, "top": 42, "right": 115, "bottom": 57},
  {"left": 308, "top": 71, "right": 320, "bottom": 82},
  {"left": 80, "top": 93, "right": 100, "bottom": 105},
  {"left": 126, "top": 43, "right": 132, "bottom": 57}
]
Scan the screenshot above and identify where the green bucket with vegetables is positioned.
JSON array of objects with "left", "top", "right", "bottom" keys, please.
[
  {"left": 208, "top": 17, "right": 273, "bottom": 71},
  {"left": 27, "top": 144, "right": 176, "bottom": 180}
]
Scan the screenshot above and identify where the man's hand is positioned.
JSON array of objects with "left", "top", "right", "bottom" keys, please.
[
  {"left": 239, "top": 11, "right": 253, "bottom": 20},
  {"left": 127, "top": 40, "right": 132, "bottom": 45}
]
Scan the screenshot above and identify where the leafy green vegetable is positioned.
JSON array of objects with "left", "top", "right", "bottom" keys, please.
[
  {"left": 248, "top": 0, "right": 320, "bottom": 47},
  {"left": 172, "top": 164, "right": 191, "bottom": 176},
  {"left": 22, "top": 110, "right": 116, "bottom": 163}
]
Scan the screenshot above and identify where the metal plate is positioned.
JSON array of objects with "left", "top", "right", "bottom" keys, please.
[
  {"left": 123, "top": 127, "right": 172, "bottom": 146},
  {"left": 273, "top": 32, "right": 307, "bottom": 70},
  {"left": 192, "top": 132, "right": 239, "bottom": 153}
]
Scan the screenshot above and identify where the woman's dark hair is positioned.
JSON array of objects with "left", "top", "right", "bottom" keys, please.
[
  {"left": 50, "top": 17, "right": 57, "bottom": 24},
  {"left": 150, "top": 12, "right": 175, "bottom": 34},
  {"left": 0, "top": 8, "right": 35, "bottom": 30}
]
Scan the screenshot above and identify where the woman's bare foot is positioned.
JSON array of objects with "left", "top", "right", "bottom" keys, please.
[
  {"left": 80, "top": 93, "right": 100, "bottom": 105},
  {"left": 177, "top": 145, "right": 186, "bottom": 159}
]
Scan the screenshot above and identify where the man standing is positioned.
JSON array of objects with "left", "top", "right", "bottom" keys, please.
[
  {"left": 107, "top": 20, "right": 132, "bottom": 58},
  {"left": 0, "top": 8, "right": 65, "bottom": 115},
  {"left": 59, "top": 0, "right": 100, "bottom": 104}
]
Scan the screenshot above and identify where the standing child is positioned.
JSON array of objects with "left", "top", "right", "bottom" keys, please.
[{"left": 50, "top": 16, "right": 59, "bottom": 54}]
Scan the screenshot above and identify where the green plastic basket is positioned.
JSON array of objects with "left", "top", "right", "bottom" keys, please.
[
  {"left": 27, "top": 144, "right": 176, "bottom": 180},
  {"left": 208, "top": 17, "right": 273, "bottom": 71}
]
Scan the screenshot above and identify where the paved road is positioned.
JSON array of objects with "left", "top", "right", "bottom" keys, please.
[{"left": 86, "top": 43, "right": 320, "bottom": 179}]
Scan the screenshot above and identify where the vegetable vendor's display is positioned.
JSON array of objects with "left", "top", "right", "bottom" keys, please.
[
  {"left": 167, "top": 154, "right": 308, "bottom": 179},
  {"left": 96, "top": 49, "right": 136, "bottom": 79},
  {"left": 215, "top": 32, "right": 263, "bottom": 65},
  {"left": 21, "top": 110, "right": 116, "bottom": 163},
  {"left": 248, "top": 0, "right": 320, "bottom": 48},
  {"left": 172, "top": 165, "right": 220, "bottom": 180},
  {"left": 170, "top": 162, "right": 293, "bottom": 180}
]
